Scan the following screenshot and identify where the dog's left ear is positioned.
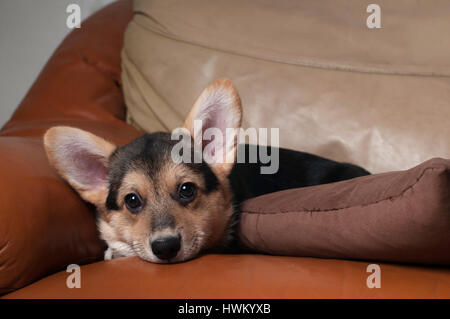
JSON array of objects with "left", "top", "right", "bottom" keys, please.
[
  {"left": 183, "top": 78, "right": 242, "bottom": 178},
  {"left": 43, "top": 126, "right": 116, "bottom": 207}
]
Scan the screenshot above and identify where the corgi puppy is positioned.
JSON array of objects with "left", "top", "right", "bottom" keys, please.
[{"left": 44, "top": 78, "right": 369, "bottom": 263}]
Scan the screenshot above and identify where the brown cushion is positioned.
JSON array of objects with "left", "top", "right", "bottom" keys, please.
[{"left": 238, "top": 158, "right": 450, "bottom": 265}]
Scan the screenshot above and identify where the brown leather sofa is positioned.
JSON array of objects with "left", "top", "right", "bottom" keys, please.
[{"left": 1, "top": 0, "right": 449, "bottom": 298}]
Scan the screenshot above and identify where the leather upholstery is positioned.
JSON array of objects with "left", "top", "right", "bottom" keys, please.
[
  {"left": 4, "top": 255, "right": 450, "bottom": 299},
  {"left": 123, "top": 0, "right": 450, "bottom": 174},
  {"left": 1, "top": 0, "right": 449, "bottom": 298},
  {"left": 0, "top": 0, "right": 140, "bottom": 296}
]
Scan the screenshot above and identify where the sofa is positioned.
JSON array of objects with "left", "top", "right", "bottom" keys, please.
[{"left": 1, "top": 0, "right": 449, "bottom": 298}]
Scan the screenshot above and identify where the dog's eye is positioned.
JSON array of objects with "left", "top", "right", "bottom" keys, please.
[
  {"left": 178, "top": 182, "right": 197, "bottom": 202},
  {"left": 124, "top": 193, "right": 142, "bottom": 213}
]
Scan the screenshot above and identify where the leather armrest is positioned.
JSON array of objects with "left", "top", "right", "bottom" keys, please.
[
  {"left": 0, "top": 136, "right": 104, "bottom": 295},
  {"left": 0, "top": 0, "right": 139, "bottom": 295}
]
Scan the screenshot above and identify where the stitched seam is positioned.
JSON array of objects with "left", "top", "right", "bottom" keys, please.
[
  {"left": 121, "top": 47, "right": 182, "bottom": 130},
  {"left": 121, "top": 50, "right": 169, "bottom": 131},
  {"left": 241, "top": 166, "right": 446, "bottom": 215},
  {"left": 132, "top": 14, "right": 450, "bottom": 78},
  {"left": 255, "top": 214, "right": 269, "bottom": 251},
  {"left": 80, "top": 53, "right": 121, "bottom": 86}
]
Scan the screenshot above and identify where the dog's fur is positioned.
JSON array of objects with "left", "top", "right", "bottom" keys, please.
[{"left": 44, "top": 78, "right": 369, "bottom": 263}]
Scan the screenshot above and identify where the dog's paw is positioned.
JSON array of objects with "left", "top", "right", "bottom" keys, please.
[{"left": 104, "top": 247, "right": 114, "bottom": 260}]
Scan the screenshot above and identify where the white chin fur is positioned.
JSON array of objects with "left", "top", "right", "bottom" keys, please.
[
  {"left": 104, "top": 247, "right": 114, "bottom": 260},
  {"left": 107, "top": 237, "right": 203, "bottom": 264},
  {"left": 100, "top": 218, "right": 205, "bottom": 263}
]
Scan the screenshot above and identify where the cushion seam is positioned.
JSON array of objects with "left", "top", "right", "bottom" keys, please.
[
  {"left": 241, "top": 165, "right": 447, "bottom": 215},
  {"left": 132, "top": 12, "right": 450, "bottom": 78},
  {"left": 255, "top": 214, "right": 270, "bottom": 251}
]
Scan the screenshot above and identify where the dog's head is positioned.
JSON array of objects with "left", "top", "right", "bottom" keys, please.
[{"left": 44, "top": 78, "right": 242, "bottom": 263}]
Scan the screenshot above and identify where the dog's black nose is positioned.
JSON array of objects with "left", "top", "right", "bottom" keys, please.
[{"left": 151, "top": 236, "right": 181, "bottom": 260}]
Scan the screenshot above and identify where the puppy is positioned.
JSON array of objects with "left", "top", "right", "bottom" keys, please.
[{"left": 44, "top": 78, "right": 369, "bottom": 263}]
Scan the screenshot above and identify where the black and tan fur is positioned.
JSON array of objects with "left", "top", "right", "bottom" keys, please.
[{"left": 44, "top": 78, "right": 369, "bottom": 263}]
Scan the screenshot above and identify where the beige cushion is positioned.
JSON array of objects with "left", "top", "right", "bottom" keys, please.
[{"left": 122, "top": 0, "right": 450, "bottom": 173}]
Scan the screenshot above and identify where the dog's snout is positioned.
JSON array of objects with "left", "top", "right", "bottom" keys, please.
[{"left": 151, "top": 236, "right": 181, "bottom": 260}]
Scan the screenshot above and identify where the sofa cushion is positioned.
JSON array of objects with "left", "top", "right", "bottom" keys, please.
[
  {"left": 238, "top": 158, "right": 450, "bottom": 265},
  {"left": 3, "top": 255, "right": 450, "bottom": 298},
  {"left": 122, "top": 0, "right": 450, "bottom": 174}
]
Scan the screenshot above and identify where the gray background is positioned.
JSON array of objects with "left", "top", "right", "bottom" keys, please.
[{"left": 0, "top": 0, "right": 116, "bottom": 128}]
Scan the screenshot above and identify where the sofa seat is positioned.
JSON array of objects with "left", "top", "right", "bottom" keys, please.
[{"left": 4, "top": 255, "right": 450, "bottom": 299}]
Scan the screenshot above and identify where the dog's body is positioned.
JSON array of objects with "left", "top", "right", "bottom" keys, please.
[
  {"left": 230, "top": 144, "right": 369, "bottom": 203},
  {"left": 44, "top": 79, "right": 369, "bottom": 263}
]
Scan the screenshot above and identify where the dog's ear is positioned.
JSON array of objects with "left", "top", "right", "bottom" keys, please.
[
  {"left": 183, "top": 78, "right": 242, "bottom": 178},
  {"left": 43, "top": 126, "right": 116, "bottom": 207}
]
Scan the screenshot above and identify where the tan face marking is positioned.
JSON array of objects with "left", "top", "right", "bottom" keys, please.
[{"left": 97, "top": 161, "right": 234, "bottom": 263}]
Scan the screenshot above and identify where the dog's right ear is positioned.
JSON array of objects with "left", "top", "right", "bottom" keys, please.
[
  {"left": 43, "top": 126, "right": 116, "bottom": 207},
  {"left": 183, "top": 78, "right": 242, "bottom": 179}
]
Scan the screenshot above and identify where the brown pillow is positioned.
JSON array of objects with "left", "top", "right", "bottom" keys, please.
[{"left": 237, "top": 158, "right": 450, "bottom": 265}]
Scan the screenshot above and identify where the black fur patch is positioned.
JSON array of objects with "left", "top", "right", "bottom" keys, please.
[
  {"left": 105, "top": 132, "right": 219, "bottom": 211},
  {"left": 229, "top": 144, "right": 370, "bottom": 204}
]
